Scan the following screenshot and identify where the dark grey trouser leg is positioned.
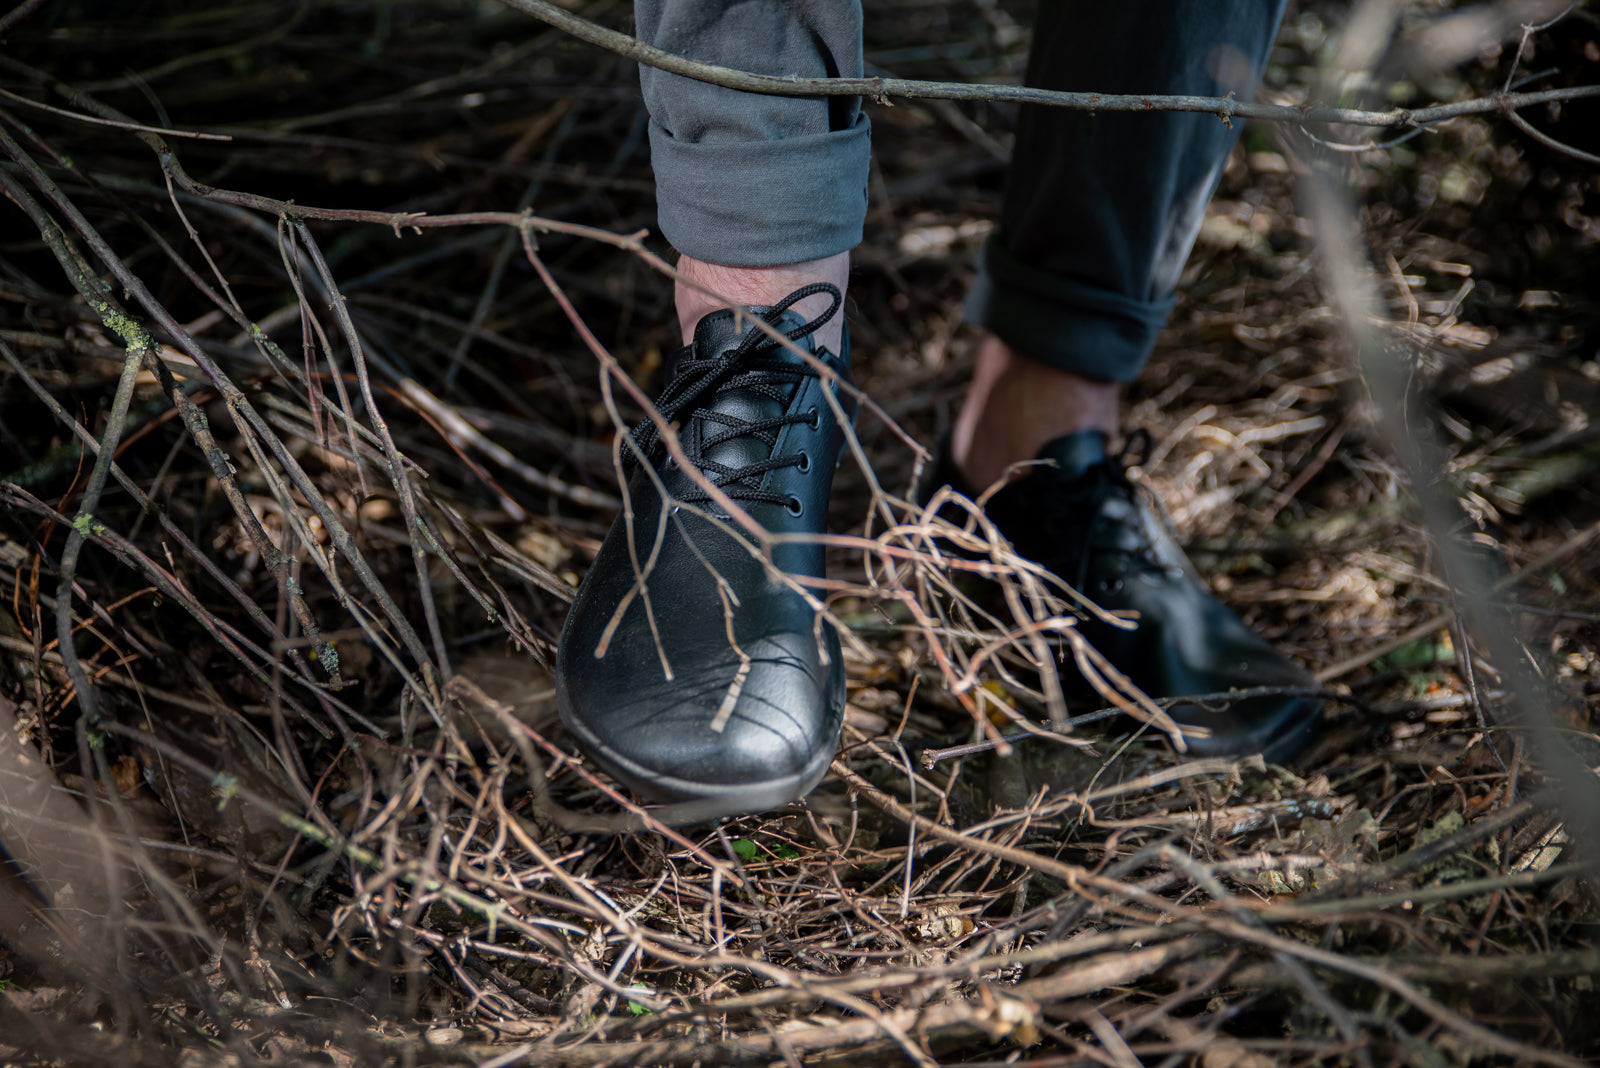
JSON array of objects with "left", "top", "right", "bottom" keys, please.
[
  {"left": 966, "top": 0, "right": 1288, "bottom": 383},
  {"left": 636, "top": 0, "right": 870, "bottom": 266}
]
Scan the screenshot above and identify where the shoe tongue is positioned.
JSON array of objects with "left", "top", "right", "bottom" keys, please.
[
  {"left": 690, "top": 305, "right": 810, "bottom": 362},
  {"left": 677, "top": 306, "right": 814, "bottom": 496},
  {"left": 1035, "top": 431, "right": 1110, "bottom": 482}
]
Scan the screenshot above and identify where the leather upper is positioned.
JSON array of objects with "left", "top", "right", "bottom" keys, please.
[
  {"left": 927, "top": 431, "right": 1322, "bottom": 763},
  {"left": 557, "top": 299, "right": 853, "bottom": 811}
]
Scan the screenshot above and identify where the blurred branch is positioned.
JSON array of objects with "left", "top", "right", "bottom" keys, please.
[
  {"left": 1301, "top": 104, "right": 1600, "bottom": 878},
  {"left": 0, "top": 0, "right": 47, "bottom": 36},
  {"left": 0, "top": 87, "right": 231, "bottom": 140},
  {"left": 0, "top": 695, "right": 122, "bottom": 981},
  {"left": 1504, "top": 107, "right": 1600, "bottom": 165},
  {"left": 499, "top": 0, "right": 1600, "bottom": 132}
]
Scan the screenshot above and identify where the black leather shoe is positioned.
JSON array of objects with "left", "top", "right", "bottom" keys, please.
[
  {"left": 557, "top": 285, "right": 853, "bottom": 821},
  {"left": 925, "top": 431, "right": 1322, "bottom": 763}
]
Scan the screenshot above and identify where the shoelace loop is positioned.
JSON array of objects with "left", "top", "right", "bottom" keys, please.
[{"left": 627, "top": 284, "right": 841, "bottom": 508}]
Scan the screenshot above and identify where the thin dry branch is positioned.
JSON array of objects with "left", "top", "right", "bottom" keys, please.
[{"left": 498, "top": 0, "right": 1600, "bottom": 132}]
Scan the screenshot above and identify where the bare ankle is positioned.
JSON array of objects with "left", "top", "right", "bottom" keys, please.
[
  {"left": 674, "top": 253, "right": 850, "bottom": 355},
  {"left": 951, "top": 333, "right": 1120, "bottom": 491}
]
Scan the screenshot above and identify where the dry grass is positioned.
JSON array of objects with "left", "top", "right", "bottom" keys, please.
[{"left": 1, "top": 1, "right": 1598, "bottom": 1065}]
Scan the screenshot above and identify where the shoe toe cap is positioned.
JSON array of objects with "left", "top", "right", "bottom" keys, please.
[
  {"left": 1091, "top": 573, "right": 1324, "bottom": 763},
  {"left": 559, "top": 630, "right": 842, "bottom": 808}
]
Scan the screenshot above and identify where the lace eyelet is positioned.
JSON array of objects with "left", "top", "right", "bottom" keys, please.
[
  {"left": 785, "top": 496, "right": 804, "bottom": 518},
  {"left": 796, "top": 451, "right": 811, "bottom": 474},
  {"left": 807, "top": 407, "right": 821, "bottom": 430}
]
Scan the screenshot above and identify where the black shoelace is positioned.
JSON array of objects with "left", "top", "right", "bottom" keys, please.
[{"left": 627, "top": 283, "right": 841, "bottom": 509}]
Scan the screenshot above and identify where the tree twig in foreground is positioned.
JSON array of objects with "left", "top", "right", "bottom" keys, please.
[{"left": 499, "top": 0, "right": 1600, "bottom": 132}]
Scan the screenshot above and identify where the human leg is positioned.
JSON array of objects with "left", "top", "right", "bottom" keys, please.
[
  {"left": 967, "top": 0, "right": 1288, "bottom": 390},
  {"left": 556, "top": 1, "right": 867, "bottom": 818},
  {"left": 640, "top": 0, "right": 867, "bottom": 353},
  {"left": 956, "top": 0, "right": 1287, "bottom": 487},
  {"left": 941, "top": 0, "right": 1322, "bottom": 762},
  {"left": 674, "top": 253, "right": 850, "bottom": 355},
  {"left": 636, "top": 0, "right": 869, "bottom": 271},
  {"left": 951, "top": 338, "right": 1119, "bottom": 492},
  {"left": 955, "top": 0, "right": 1285, "bottom": 487}
]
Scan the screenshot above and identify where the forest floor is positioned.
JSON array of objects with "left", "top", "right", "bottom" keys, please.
[{"left": 1, "top": 1, "right": 1599, "bottom": 1065}]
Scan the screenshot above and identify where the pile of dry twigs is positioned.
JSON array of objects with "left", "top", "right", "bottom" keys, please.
[{"left": 1, "top": 1, "right": 1598, "bottom": 1064}]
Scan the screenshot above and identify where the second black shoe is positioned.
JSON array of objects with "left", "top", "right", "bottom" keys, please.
[
  {"left": 926, "top": 431, "right": 1323, "bottom": 764},
  {"left": 557, "top": 285, "right": 853, "bottom": 821}
]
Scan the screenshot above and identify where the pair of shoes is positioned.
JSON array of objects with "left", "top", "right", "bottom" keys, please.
[
  {"left": 924, "top": 431, "right": 1323, "bottom": 764},
  {"left": 556, "top": 285, "right": 853, "bottom": 822}
]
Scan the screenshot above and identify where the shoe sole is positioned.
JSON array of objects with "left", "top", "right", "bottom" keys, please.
[{"left": 1177, "top": 692, "right": 1324, "bottom": 766}]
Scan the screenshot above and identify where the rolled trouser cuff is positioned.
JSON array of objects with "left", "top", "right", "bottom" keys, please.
[
  {"left": 966, "top": 234, "right": 1174, "bottom": 384},
  {"left": 650, "top": 114, "right": 871, "bottom": 267}
]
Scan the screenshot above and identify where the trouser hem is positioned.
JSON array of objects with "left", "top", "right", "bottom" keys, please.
[
  {"left": 651, "top": 116, "right": 870, "bottom": 266},
  {"left": 965, "top": 235, "right": 1173, "bottom": 384}
]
